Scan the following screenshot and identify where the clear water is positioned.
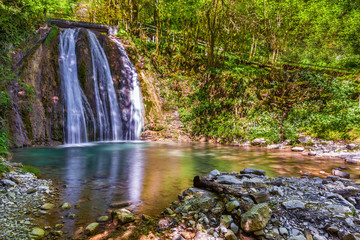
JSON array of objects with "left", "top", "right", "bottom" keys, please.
[{"left": 12, "top": 142, "right": 356, "bottom": 234}]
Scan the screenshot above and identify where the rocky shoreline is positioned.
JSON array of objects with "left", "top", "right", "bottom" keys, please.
[
  {"left": 0, "top": 158, "right": 55, "bottom": 239},
  {"left": 76, "top": 168, "right": 360, "bottom": 240}
]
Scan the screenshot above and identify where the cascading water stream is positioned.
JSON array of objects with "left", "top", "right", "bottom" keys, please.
[
  {"left": 59, "top": 29, "right": 94, "bottom": 144},
  {"left": 59, "top": 28, "right": 143, "bottom": 144},
  {"left": 111, "top": 38, "right": 144, "bottom": 140},
  {"left": 87, "top": 30, "right": 122, "bottom": 141}
]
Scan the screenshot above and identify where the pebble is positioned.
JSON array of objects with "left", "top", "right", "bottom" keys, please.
[{"left": 0, "top": 170, "right": 53, "bottom": 240}]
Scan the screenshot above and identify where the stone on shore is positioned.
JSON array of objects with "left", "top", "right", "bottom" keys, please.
[
  {"left": 291, "top": 147, "right": 305, "bottom": 152},
  {"left": 240, "top": 203, "right": 271, "bottom": 232},
  {"left": 112, "top": 209, "right": 136, "bottom": 225},
  {"left": 332, "top": 169, "right": 350, "bottom": 179},
  {"left": 41, "top": 203, "right": 55, "bottom": 210},
  {"left": 30, "top": 228, "right": 45, "bottom": 239},
  {"left": 240, "top": 168, "right": 266, "bottom": 176},
  {"left": 216, "top": 175, "right": 242, "bottom": 185},
  {"left": 85, "top": 222, "right": 99, "bottom": 235},
  {"left": 282, "top": 200, "right": 306, "bottom": 210}
]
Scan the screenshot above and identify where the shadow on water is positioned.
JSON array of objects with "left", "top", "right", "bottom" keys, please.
[{"left": 12, "top": 142, "right": 358, "bottom": 234}]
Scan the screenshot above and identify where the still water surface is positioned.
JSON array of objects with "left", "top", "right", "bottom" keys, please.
[{"left": 12, "top": 142, "right": 355, "bottom": 233}]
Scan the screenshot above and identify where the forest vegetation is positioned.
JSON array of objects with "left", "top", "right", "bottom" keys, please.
[{"left": 1, "top": 0, "right": 360, "bottom": 155}]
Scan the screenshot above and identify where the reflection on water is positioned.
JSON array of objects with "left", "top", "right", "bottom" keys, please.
[{"left": 12, "top": 142, "right": 357, "bottom": 233}]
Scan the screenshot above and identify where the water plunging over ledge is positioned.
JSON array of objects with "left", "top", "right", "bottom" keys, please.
[{"left": 59, "top": 28, "right": 143, "bottom": 144}]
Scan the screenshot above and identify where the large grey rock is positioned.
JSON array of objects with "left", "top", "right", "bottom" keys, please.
[
  {"left": 332, "top": 169, "right": 350, "bottom": 179},
  {"left": 240, "top": 168, "right": 266, "bottom": 176},
  {"left": 216, "top": 175, "right": 242, "bottom": 185},
  {"left": 282, "top": 200, "right": 306, "bottom": 210},
  {"left": 291, "top": 147, "right": 305, "bottom": 152},
  {"left": 206, "top": 169, "right": 221, "bottom": 180},
  {"left": 326, "top": 204, "right": 352, "bottom": 215},
  {"left": 112, "top": 209, "right": 136, "bottom": 224},
  {"left": 243, "top": 178, "right": 265, "bottom": 188},
  {"left": 240, "top": 203, "right": 271, "bottom": 232},
  {"left": 1, "top": 179, "right": 16, "bottom": 186}
]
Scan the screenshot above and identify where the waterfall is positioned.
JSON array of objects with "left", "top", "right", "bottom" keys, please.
[
  {"left": 87, "top": 30, "right": 123, "bottom": 141},
  {"left": 59, "top": 29, "right": 94, "bottom": 144},
  {"left": 111, "top": 38, "right": 144, "bottom": 140},
  {"left": 59, "top": 28, "right": 143, "bottom": 144}
]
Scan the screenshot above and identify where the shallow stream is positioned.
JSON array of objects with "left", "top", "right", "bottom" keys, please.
[{"left": 12, "top": 142, "right": 358, "bottom": 235}]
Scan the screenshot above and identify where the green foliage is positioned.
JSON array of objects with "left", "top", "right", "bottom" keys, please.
[
  {"left": 21, "top": 165, "right": 41, "bottom": 177},
  {"left": 0, "top": 161, "right": 10, "bottom": 174},
  {"left": 44, "top": 25, "right": 59, "bottom": 46},
  {"left": 0, "top": 127, "right": 10, "bottom": 157},
  {"left": 0, "top": 91, "right": 11, "bottom": 119}
]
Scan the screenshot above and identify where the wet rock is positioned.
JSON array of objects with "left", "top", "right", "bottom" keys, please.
[
  {"left": 240, "top": 203, "right": 271, "bottom": 232},
  {"left": 30, "top": 227, "right": 45, "bottom": 239},
  {"left": 109, "top": 201, "right": 132, "bottom": 208},
  {"left": 282, "top": 200, "right": 306, "bottom": 210},
  {"left": 55, "top": 224, "right": 63, "bottom": 230},
  {"left": 85, "top": 222, "right": 99, "bottom": 235},
  {"left": 332, "top": 169, "right": 350, "bottom": 179},
  {"left": 61, "top": 202, "right": 71, "bottom": 210},
  {"left": 41, "top": 203, "right": 55, "bottom": 210},
  {"left": 97, "top": 216, "right": 109, "bottom": 222},
  {"left": 291, "top": 147, "right": 305, "bottom": 152},
  {"left": 112, "top": 209, "right": 136, "bottom": 225},
  {"left": 240, "top": 168, "right": 266, "bottom": 176},
  {"left": 216, "top": 175, "right": 242, "bottom": 185},
  {"left": 52, "top": 230, "right": 63, "bottom": 236}
]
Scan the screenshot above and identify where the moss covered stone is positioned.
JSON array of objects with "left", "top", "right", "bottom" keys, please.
[{"left": 240, "top": 203, "right": 271, "bottom": 232}]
